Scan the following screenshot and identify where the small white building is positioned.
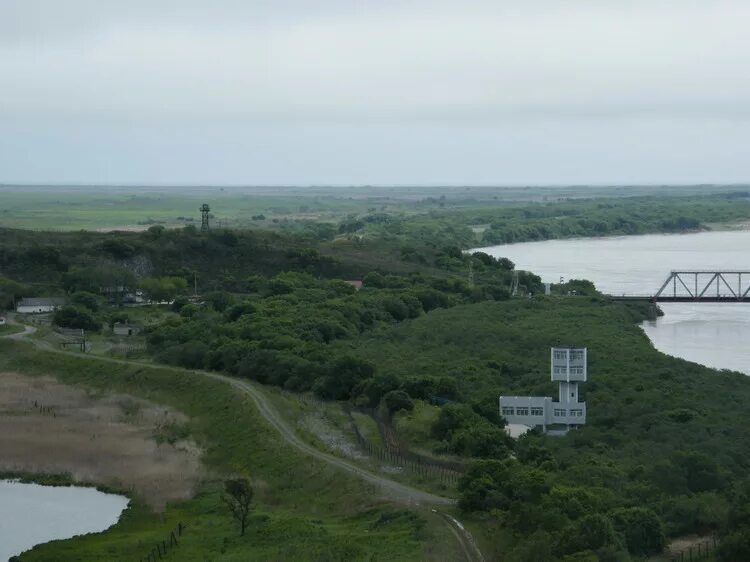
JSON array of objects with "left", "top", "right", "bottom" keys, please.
[
  {"left": 113, "top": 322, "right": 143, "bottom": 336},
  {"left": 500, "top": 346, "right": 588, "bottom": 435},
  {"left": 16, "top": 298, "right": 65, "bottom": 314}
]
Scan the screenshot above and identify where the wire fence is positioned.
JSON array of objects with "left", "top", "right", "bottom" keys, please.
[
  {"left": 138, "top": 522, "right": 186, "bottom": 562},
  {"left": 347, "top": 406, "right": 464, "bottom": 485},
  {"left": 669, "top": 537, "right": 718, "bottom": 562},
  {"left": 293, "top": 394, "right": 465, "bottom": 484}
]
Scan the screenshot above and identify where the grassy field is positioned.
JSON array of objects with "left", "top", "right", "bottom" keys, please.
[
  {"left": 0, "top": 187, "right": 367, "bottom": 231},
  {"left": 0, "top": 339, "right": 463, "bottom": 561},
  {"left": 0, "top": 323, "right": 24, "bottom": 335},
  {"left": 3, "top": 184, "right": 746, "bottom": 231},
  {"left": 392, "top": 401, "right": 447, "bottom": 458}
]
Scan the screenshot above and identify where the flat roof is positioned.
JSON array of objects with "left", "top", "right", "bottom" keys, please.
[{"left": 18, "top": 297, "right": 65, "bottom": 306}]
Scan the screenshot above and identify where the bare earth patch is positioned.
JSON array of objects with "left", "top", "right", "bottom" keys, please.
[
  {"left": 297, "top": 411, "right": 366, "bottom": 460},
  {"left": 0, "top": 372, "right": 204, "bottom": 510}
]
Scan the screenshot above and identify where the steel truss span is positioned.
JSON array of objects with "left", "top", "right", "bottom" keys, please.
[{"left": 654, "top": 271, "right": 750, "bottom": 302}]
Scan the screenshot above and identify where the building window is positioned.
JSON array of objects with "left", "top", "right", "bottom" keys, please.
[
  {"left": 554, "top": 366, "right": 566, "bottom": 375},
  {"left": 516, "top": 407, "right": 529, "bottom": 416},
  {"left": 570, "top": 351, "right": 584, "bottom": 361},
  {"left": 530, "top": 407, "right": 544, "bottom": 416},
  {"left": 570, "top": 367, "right": 584, "bottom": 375},
  {"left": 554, "top": 409, "right": 566, "bottom": 417},
  {"left": 570, "top": 409, "right": 583, "bottom": 417},
  {"left": 501, "top": 407, "right": 514, "bottom": 416},
  {"left": 554, "top": 351, "right": 567, "bottom": 360}
]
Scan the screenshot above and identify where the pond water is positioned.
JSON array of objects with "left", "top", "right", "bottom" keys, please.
[
  {"left": 0, "top": 480, "right": 128, "bottom": 561},
  {"left": 475, "top": 230, "right": 750, "bottom": 374}
]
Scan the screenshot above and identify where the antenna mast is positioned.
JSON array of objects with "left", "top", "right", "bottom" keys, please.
[{"left": 200, "top": 204, "right": 211, "bottom": 231}]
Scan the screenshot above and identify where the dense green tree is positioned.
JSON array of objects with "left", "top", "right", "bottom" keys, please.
[
  {"left": 382, "top": 390, "right": 414, "bottom": 415},
  {"left": 146, "top": 224, "right": 165, "bottom": 238},
  {"left": 53, "top": 306, "right": 100, "bottom": 332},
  {"left": 63, "top": 265, "right": 136, "bottom": 295},
  {"left": 70, "top": 291, "right": 100, "bottom": 312},
  {"left": 314, "top": 356, "right": 375, "bottom": 400},
  {"left": 363, "top": 271, "right": 386, "bottom": 289},
  {"left": 609, "top": 507, "right": 665, "bottom": 556},
  {"left": 0, "top": 277, "right": 30, "bottom": 310},
  {"left": 360, "top": 373, "right": 401, "bottom": 406},
  {"left": 676, "top": 451, "right": 723, "bottom": 493},
  {"left": 204, "top": 291, "right": 235, "bottom": 312},
  {"left": 559, "top": 514, "right": 622, "bottom": 555},
  {"left": 140, "top": 276, "right": 188, "bottom": 303},
  {"left": 101, "top": 238, "right": 136, "bottom": 259}
]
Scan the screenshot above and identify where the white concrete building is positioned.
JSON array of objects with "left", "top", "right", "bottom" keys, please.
[
  {"left": 16, "top": 298, "right": 65, "bottom": 314},
  {"left": 499, "top": 346, "right": 588, "bottom": 434},
  {"left": 113, "top": 322, "right": 143, "bottom": 336}
]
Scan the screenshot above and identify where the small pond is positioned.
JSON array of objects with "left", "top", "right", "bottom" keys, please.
[{"left": 0, "top": 480, "right": 128, "bottom": 561}]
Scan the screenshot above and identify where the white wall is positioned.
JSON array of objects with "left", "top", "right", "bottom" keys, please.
[{"left": 16, "top": 305, "right": 56, "bottom": 314}]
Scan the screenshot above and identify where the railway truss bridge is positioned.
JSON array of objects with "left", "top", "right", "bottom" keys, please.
[{"left": 612, "top": 271, "right": 750, "bottom": 303}]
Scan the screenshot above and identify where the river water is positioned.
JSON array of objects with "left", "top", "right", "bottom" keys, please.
[
  {"left": 476, "top": 230, "right": 750, "bottom": 374},
  {"left": 0, "top": 480, "right": 128, "bottom": 561}
]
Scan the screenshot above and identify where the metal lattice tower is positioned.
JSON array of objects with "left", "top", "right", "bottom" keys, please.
[{"left": 200, "top": 204, "right": 211, "bottom": 231}]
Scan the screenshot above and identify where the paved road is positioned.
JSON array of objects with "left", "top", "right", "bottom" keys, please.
[{"left": 2, "top": 318, "right": 485, "bottom": 560}]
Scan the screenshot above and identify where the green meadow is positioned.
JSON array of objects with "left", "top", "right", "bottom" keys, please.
[{"left": 0, "top": 340, "right": 460, "bottom": 561}]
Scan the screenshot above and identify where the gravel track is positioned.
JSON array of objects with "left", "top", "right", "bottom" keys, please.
[{"left": 2, "top": 318, "right": 487, "bottom": 560}]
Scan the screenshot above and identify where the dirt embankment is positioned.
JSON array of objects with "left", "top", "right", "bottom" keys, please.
[{"left": 0, "top": 372, "right": 204, "bottom": 510}]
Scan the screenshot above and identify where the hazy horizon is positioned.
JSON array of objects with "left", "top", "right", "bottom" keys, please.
[{"left": 3, "top": 1, "right": 749, "bottom": 185}]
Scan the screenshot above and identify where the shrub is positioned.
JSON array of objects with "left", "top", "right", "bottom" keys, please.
[
  {"left": 53, "top": 306, "right": 100, "bottom": 332},
  {"left": 70, "top": 291, "right": 100, "bottom": 312},
  {"left": 609, "top": 507, "right": 666, "bottom": 556},
  {"left": 382, "top": 390, "right": 414, "bottom": 415}
]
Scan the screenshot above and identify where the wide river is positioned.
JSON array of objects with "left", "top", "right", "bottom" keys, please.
[
  {"left": 477, "top": 230, "right": 750, "bottom": 374},
  {"left": 0, "top": 480, "right": 128, "bottom": 561}
]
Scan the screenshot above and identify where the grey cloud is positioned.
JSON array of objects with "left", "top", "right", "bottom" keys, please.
[{"left": 0, "top": 0, "right": 748, "bottom": 184}]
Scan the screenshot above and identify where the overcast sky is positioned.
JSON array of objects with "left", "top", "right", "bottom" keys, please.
[{"left": 1, "top": 0, "right": 749, "bottom": 185}]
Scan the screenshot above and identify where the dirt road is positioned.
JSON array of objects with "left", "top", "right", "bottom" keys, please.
[
  {"left": 1, "top": 323, "right": 452, "bottom": 505},
  {"left": 2, "top": 319, "right": 486, "bottom": 560}
]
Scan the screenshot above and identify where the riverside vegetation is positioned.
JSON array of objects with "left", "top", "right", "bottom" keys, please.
[{"left": 2, "top": 192, "right": 750, "bottom": 560}]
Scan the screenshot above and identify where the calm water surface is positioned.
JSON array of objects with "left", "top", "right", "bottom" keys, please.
[
  {"left": 476, "top": 230, "right": 750, "bottom": 374},
  {"left": 0, "top": 480, "right": 128, "bottom": 561}
]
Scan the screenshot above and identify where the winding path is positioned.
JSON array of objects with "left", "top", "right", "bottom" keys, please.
[{"left": 1, "top": 317, "right": 484, "bottom": 560}]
